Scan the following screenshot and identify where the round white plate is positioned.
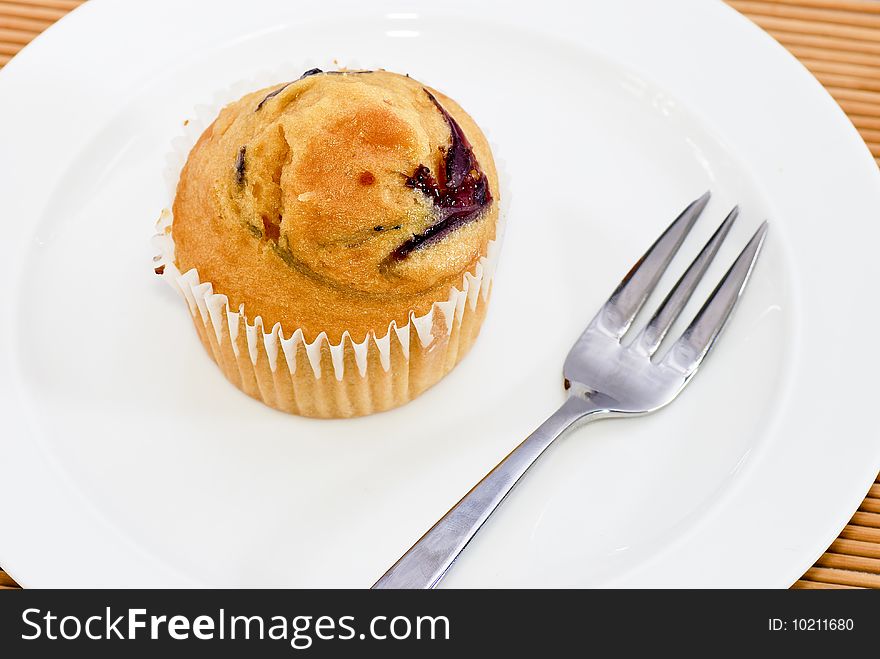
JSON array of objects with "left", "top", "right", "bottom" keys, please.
[{"left": 1, "top": 0, "right": 879, "bottom": 588}]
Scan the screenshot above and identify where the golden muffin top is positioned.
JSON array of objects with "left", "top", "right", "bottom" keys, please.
[{"left": 172, "top": 69, "right": 499, "bottom": 342}]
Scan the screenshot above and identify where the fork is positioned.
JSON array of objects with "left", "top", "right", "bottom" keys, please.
[{"left": 373, "top": 191, "right": 768, "bottom": 589}]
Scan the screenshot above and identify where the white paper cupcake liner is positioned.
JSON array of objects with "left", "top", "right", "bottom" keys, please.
[{"left": 153, "top": 64, "right": 506, "bottom": 417}]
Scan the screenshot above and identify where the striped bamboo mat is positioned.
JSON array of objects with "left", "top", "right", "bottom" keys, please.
[{"left": 0, "top": 0, "right": 878, "bottom": 590}]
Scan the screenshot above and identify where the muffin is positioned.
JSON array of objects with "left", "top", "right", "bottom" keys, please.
[{"left": 156, "top": 68, "right": 501, "bottom": 417}]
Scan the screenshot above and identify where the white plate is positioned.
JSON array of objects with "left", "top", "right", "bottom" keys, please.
[{"left": 1, "top": 0, "right": 879, "bottom": 588}]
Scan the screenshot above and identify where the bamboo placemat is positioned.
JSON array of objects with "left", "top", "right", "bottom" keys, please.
[{"left": 0, "top": 0, "right": 878, "bottom": 590}]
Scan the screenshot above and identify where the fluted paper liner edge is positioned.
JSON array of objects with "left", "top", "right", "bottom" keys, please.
[{"left": 152, "top": 64, "right": 505, "bottom": 418}]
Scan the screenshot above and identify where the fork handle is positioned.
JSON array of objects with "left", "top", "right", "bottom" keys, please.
[{"left": 372, "top": 395, "right": 605, "bottom": 589}]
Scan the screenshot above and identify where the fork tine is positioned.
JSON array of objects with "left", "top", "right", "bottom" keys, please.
[
  {"left": 663, "top": 222, "right": 769, "bottom": 375},
  {"left": 596, "top": 191, "right": 711, "bottom": 338},
  {"left": 634, "top": 206, "right": 739, "bottom": 356}
]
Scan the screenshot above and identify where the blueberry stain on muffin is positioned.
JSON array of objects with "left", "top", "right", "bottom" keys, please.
[
  {"left": 255, "top": 83, "right": 291, "bottom": 112},
  {"left": 392, "top": 90, "right": 492, "bottom": 261},
  {"left": 234, "top": 145, "right": 247, "bottom": 185},
  {"left": 255, "top": 68, "right": 372, "bottom": 112}
]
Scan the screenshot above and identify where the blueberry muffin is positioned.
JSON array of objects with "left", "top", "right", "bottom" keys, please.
[{"left": 163, "top": 69, "right": 501, "bottom": 417}]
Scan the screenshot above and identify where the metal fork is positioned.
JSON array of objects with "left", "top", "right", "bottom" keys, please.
[{"left": 373, "top": 191, "right": 768, "bottom": 589}]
